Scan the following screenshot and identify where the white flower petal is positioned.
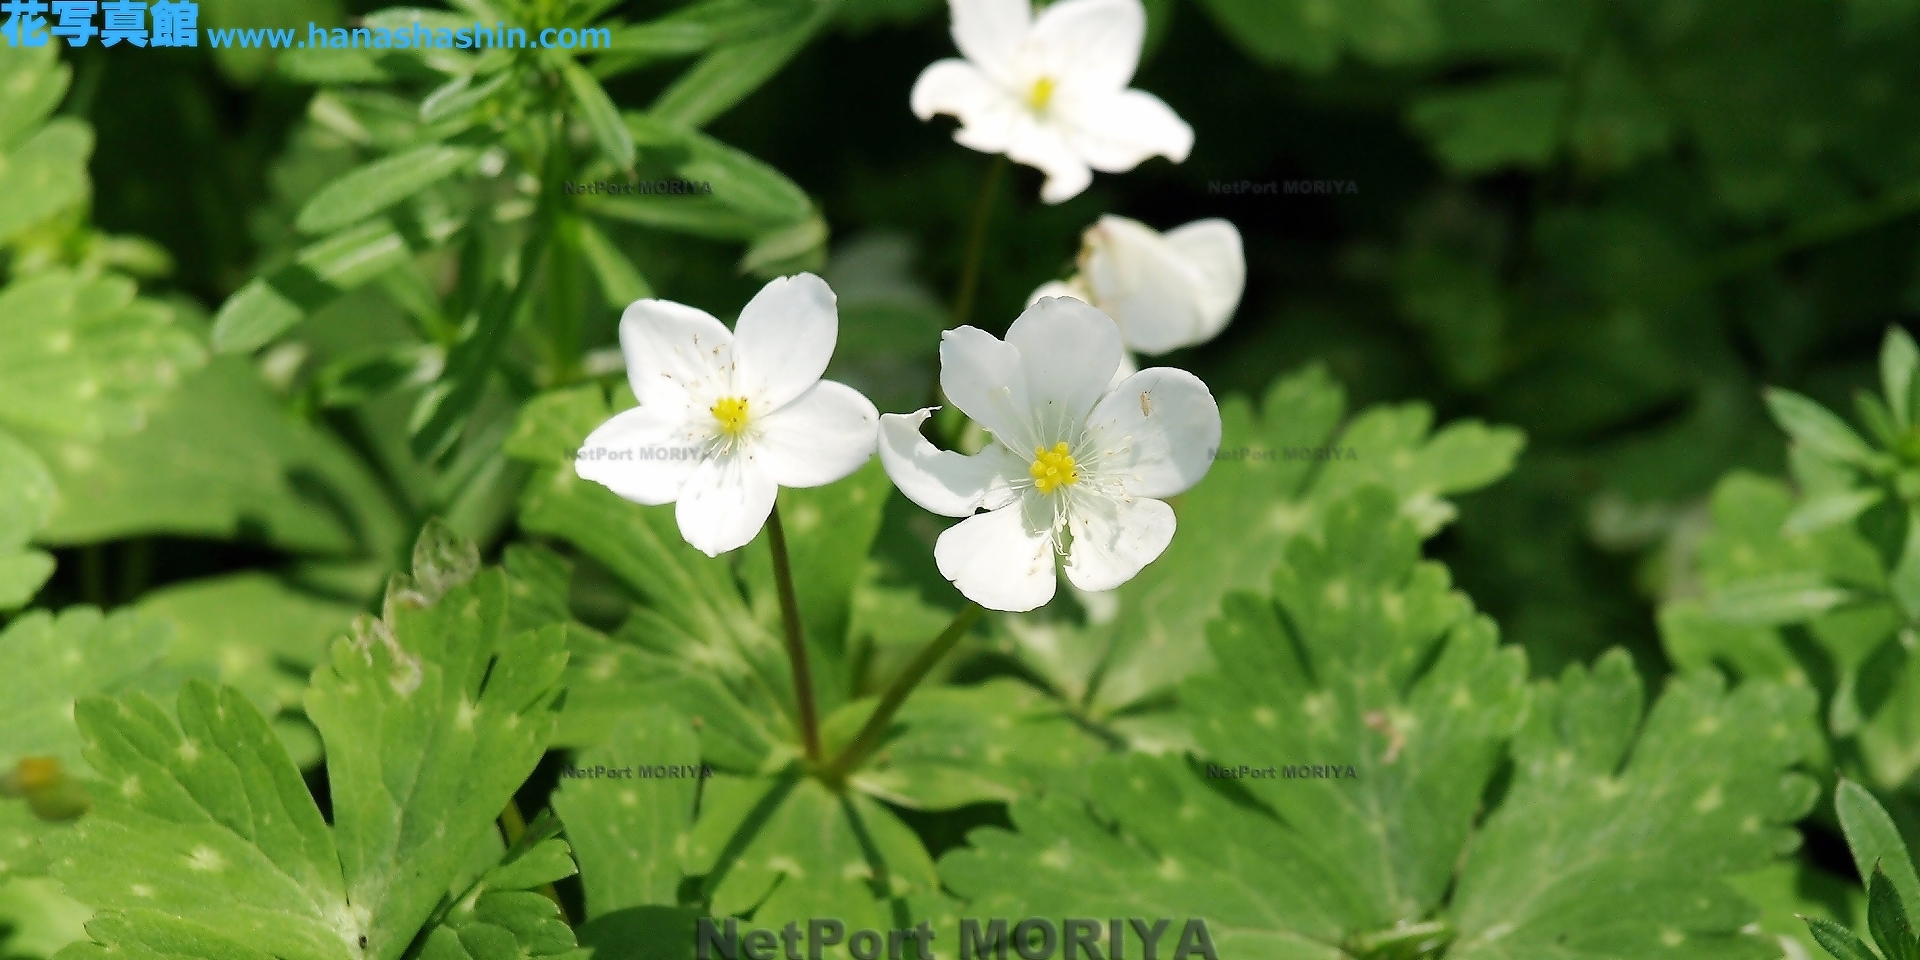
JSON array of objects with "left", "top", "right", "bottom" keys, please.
[
  {"left": 1082, "top": 366, "right": 1220, "bottom": 498},
  {"left": 1001, "top": 117, "right": 1094, "bottom": 204},
  {"left": 878, "top": 409, "right": 1021, "bottom": 518},
  {"left": 751, "top": 380, "right": 879, "bottom": 488},
  {"left": 1006, "top": 296, "right": 1124, "bottom": 437},
  {"left": 935, "top": 503, "right": 1058, "bottom": 612},
  {"left": 950, "top": 0, "right": 1031, "bottom": 79},
  {"left": 574, "top": 406, "right": 707, "bottom": 505},
  {"left": 1027, "top": 279, "right": 1087, "bottom": 307},
  {"left": 620, "top": 299, "right": 734, "bottom": 408},
  {"left": 1081, "top": 215, "right": 1208, "bottom": 355},
  {"left": 940, "top": 326, "right": 1040, "bottom": 452},
  {"left": 1058, "top": 88, "right": 1193, "bottom": 172},
  {"left": 1108, "top": 349, "right": 1139, "bottom": 390},
  {"left": 912, "top": 58, "right": 1010, "bottom": 127},
  {"left": 1063, "top": 493, "right": 1174, "bottom": 592},
  {"left": 1027, "top": 0, "right": 1144, "bottom": 94},
  {"left": 733, "top": 273, "right": 837, "bottom": 412},
  {"left": 675, "top": 452, "right": 777, "bottom": 557},
  {"left": 1164, "top": 219, "right": 1245, "bottom": 343}
]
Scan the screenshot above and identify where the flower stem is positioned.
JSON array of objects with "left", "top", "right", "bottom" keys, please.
[
  {"left": 819, "top": 600, "right": 985, "bottom": 784},
  {"left": 951, "top": 155, "right": 1007, "bottom": 328},
  {"left": 768, "top": 503, "right": 823, "bottom": 763}
]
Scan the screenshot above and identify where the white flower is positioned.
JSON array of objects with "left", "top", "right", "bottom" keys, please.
[
  {"left": 577, "top": 274, "right": 879, "bottom": 558},
  {"left": 1030, "top": 216, "right": 1244, "bottom": 367},
  {"left": 878, "top": 296, "right": 1220, "bottom": 611},
  {"left": 910, "top": 0, "right": 1194, "bottom": 204}
]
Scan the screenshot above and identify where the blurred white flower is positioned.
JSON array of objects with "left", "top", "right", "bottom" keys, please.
[
  {"left": 1030, "top": 216, "right": 1244, "bottom": 373},
  {"left": 577, "top": 274, "right": 879, "bottom": 557},
  {"left": 879, "top": 297, "right": 1220, "bottom": 611},
  {"left": 910, "top": 0, "right": 1194, "bottom": 204}
]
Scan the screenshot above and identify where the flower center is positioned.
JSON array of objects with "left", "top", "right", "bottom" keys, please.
[
  {"left": 1030, "top": 442, "right": 1079, "bottom": 494},
  {"left": 711, "top": 396, "right": 750, "bottom": 437},
  {"left": 1027, "top": 76, "right": 1056, "bottom": 111}
]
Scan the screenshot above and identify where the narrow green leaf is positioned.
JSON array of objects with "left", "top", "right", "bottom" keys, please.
[
  {"left": 1869, "top": 868, "right": 1920, "bottom": 960},
  {"left": 1891, "top": 506, "right": 1920, "bottom": 622},
  {"left": 1707, "top": 572, "right": 1856, "bottom": 625},
  {"left": 648, "top": 5, "right": 826, "bottom": 129},
  {"left": 574, "top": 218, "right": 654, "bottom": 306},
  {"left": 212, "top": 218, "right": 432, "bottom": 354},
  {"left": 1808, "top": 916, "right": 1886, "bottom": 960},
  {"left": 295, "top": 145, "right": 477, "bottom": 235},
  {"left": 1785, "top": 489, "right": 1886, "bottom": 535},
  {"left": 1767, "top": 388, "right": 1881, "bottom": 468},
  {"left": 583, "top": 194, "right": 765, "bottom": 239},
  {"left": 563, "top": 62, "right": 636, "bottom": 169},
  {"left": 1837, "top": 779, "right": 1920, "bottom": 923},
  {"left": 739, "top": 214, "right": 827, "bottom": 277},
  {"left": 1886, "top": 328, "right": 1920, "bottom": 430}
]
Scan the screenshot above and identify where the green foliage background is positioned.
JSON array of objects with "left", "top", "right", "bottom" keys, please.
[{"left": 8, "top": 0, "right": 1920, "bottom": 958}]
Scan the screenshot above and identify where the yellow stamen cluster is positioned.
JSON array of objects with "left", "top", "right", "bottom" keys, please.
[
  {"left": 1030, "top": 442, "right": 1079, "bottom": 494},
  {"left": 1027, "top": 77, "right": 1056, "bottom": 111},
  {"left": 712, "top": 396, "right": 750, "bottom": 437}
]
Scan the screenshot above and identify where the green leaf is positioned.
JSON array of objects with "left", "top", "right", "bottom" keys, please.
[
  {"left": 0, "top": 608, "right": 170, "bottom": 774},
  {"left": 738, "top": 461, "right": 893, "bottom": 710},
  {"left": 23, "top": 357, "right": 405, "bottom": 557},
  {"left": 1883, "top": 327, "right": 1920, "bottom": 431},
  {"left": 506, "top": 385, "right": 617, "bottom": 468},
  {"left": 0, "top": 119, "right": 91, "bottom": 244},
  {"left": 1837, "top": 779, "right": 1920, "bottom": 924},
  {"left": 43, "top": 532, "right": 575, "bottom": 960},
  {"left": 573, "top": 218, "right": 653, "bottom": 307},
  {"left": 1869, "top": 867, "right": 1920, "bottom": 960},
  {"left": 131, "top": 573, "right": 359, "bottom": 723},
  {"left": 1706, "top": 572, "right": 1858, "bottom": 625},
  {"left": 1188, "top": 487, "right": 1528, "bottom": 926},
  {"left": 0, "top": 272, "right": 206, "bottom": 441},
  {"left": 839, "top": 679, "right": 1106, "bottom": 811},
  {"left": 295, "top": 145, "right": 477, "bottom": 236},
  {"left": 0, "top": 431, "right": 56, "bottom": 610},
  {"left": 1089, "top": 367, "right": 1522, "bottom": 717},
  {"left": 1448, "top": 661, "right": 1819, "bottom": 957},
  {"left": 739, "top": 214, "right": 827, "bottom": 278},
  {"left": 1767, "top": 388, "right": 1881, "bottom": 469},
  {"left": 1190, "top": 0, "right": 1440, "bottom": 71},
  {"left": 563, "top": 63, "right": 636, "bottom": 170},
  {"left": 686, "top": 774, "right": 940, "bottom": 933},
  {"left": 1786, "top": 489, "right": 1887, "bottom": 535},
  {"left": 552, "top": 706, "right": 700, "bottom": 915},
  {"left": 0, "top": 43, "right": 72, "bottom": 150},
  {"left": 556, "top": 628, "right": 779, "bottom": 772},
  {"left": 1808, "top": 917, "right": 1885, "bottom": 960},
  {"left": 648, "top": 6, "right": 827, "bottom": 129},
  {"left": 1408, "top": 77, "right": 1565, "bottom": 173},
  {"left": 213, "top": 216, "right": 447, "bottom": 354}
]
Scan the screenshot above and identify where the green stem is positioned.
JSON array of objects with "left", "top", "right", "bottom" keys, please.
[
  {"left": 768, "top": 503, "right": 823, "bottom": 763},
  {"left": 820, "top": 601, "right": 984, "bottom": 784},
  {"left": 951, "top": 155, "right": 1006, "bottom": 329}
]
